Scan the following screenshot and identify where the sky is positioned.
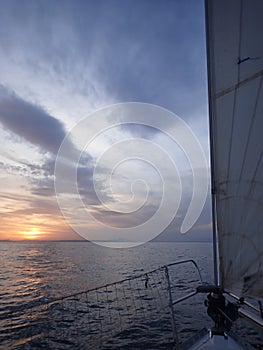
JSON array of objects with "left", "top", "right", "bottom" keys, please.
[{"left": 0, "top": 0, "right": 211, "bottom": 245}]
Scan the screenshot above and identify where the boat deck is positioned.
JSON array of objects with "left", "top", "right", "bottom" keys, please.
[{"left": 187, "top": 331, "right": 246, "bottom": 350}]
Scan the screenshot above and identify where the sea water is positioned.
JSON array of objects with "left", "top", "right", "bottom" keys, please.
[
  {"left": 0, "top": 241, "right": 260, "bottom": 349},
  {"left": 0, "top": 241, "right": 212, "bottom": 303}
]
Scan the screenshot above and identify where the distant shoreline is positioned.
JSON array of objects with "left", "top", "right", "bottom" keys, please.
[{"left": 0, "top": 239, "right": 212, "bottom": 243}]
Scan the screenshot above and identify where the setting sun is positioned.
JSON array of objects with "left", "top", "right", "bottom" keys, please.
[{"left": 23, "top": 229, "right": 42, "bottom": 240}]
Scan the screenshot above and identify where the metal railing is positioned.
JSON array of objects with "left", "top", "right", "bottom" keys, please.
[
  {"left": 4, "top": 259, "right": 261, "bottom": 349},
  {"left": 0, "top": 259, "right": 206, "bottom": 350},
  {"left": 163, "top": 259, "right": 205, "bottom": 349}
]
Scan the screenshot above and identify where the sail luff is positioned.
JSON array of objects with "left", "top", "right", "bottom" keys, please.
[{"left": 205, "top": 0, "right": 263, "bottom": 299}]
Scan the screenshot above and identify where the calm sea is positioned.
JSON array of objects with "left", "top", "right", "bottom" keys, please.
[
  {"left": 0, "top": 241, "right": 261, "bottom": 349},
  {"left": 0, "top": 241, "right": 213, "bottom": 300}
]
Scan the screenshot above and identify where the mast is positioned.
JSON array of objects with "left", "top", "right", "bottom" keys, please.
[{"left": 204, "top": 0, "right": 219, "bottom": 287}]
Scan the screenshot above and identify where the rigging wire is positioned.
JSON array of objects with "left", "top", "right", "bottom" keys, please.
[
  {"left": 237, "top": 74, "right": 263, "bottom": 191},
  {"left": 247, "top": 75, "right": 263, "bottom": 200},
  {"left": 237, "top": 75, "right": 263, "bottom": 240}
]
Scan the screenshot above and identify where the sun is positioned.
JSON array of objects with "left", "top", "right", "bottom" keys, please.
[{"left": 23, "top": 229, "right": 42, "bottom": 240}]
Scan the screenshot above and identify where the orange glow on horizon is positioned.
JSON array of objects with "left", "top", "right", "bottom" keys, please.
[
  {"left": 22, "top": 229, "right": 43, "bottom": 240},
  {"left": 0, "top": 219, "right": 83, "bottom": 241}
]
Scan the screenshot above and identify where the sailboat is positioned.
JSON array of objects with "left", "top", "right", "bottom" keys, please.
[
  {"left": 1, "top": 0, "right": 262, "bottom": 349},
  {"left": 180, "top": 0, "right": 263, "bottom": 348}
]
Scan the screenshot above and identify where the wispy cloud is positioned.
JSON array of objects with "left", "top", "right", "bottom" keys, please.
[{"left": 0, "top": 1, "right": 210, "bottom": 242}]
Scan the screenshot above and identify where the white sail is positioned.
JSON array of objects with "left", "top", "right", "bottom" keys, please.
[{"left": 206, "top": 0, "right": 263, "bottom": 298}]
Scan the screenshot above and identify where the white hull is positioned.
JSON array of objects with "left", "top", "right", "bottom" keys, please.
[{"left": 187, "top": 331, "right": 245, "bottom": 350}]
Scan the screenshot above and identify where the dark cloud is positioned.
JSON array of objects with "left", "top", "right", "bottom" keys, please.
[
  {"left": 76, "top": 165, "right": 104, "bottom": 206},
  {"left": 30, "top": 177, "right": 55, "bottom": 197},
  {"left": 0, "top": 86, "right": 67, "bottom": 155},
  {"left": 155, "top": 193, "right": 212, "bottom": 242},
  {"left": 78, "top": 0, "right": 208, "bottom": 116},
  {"left": 0, "top": 1, "right": 211, "bottom": 241},
  {"left": 92, "top": 204, "right": 159, "bottom": 229},
  {"left": 0, "top": 86, "right": 97, "bottom": 205},
  {"left": 0, "top": 87, "right": 94, "bottom": 176},
  {"left": 0, "top": 1, "right": 207, "bottom": 117},
  {"left": 4, "top": 198, "right": 60, "bottom": 217}
]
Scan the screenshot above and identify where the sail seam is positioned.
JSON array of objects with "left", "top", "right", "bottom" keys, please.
[{"left": 216, "top": 69, "right": 263, "bottom": 98}]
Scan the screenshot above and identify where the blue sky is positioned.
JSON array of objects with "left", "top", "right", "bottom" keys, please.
[{"left": 0, "top": 0, "right": 211, "bottom": 243}]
